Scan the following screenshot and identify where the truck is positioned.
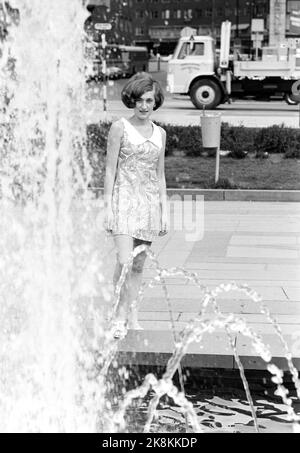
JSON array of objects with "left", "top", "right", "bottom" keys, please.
[{"left": 166, "top": 21, "right": 300, "bottom": 109}]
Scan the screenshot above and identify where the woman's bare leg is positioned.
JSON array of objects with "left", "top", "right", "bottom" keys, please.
[
  {"left": 127, "top": 248, "right": 148, "bottom": 329},
  {"left": 113, "top": 234, "right": 134, "bottom": 322},
  {"left": 113, "top": 235, "right": 149, "bottom": 328}
]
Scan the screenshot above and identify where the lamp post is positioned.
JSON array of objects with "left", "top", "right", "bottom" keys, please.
[
  {"left": 211, "top": 0, "right": 215, "bottom": 38},
  {"left": 246, "top": 0, "right": 254, "bottom": 52},
  {"left": 101, "top": 32, "right": 108, "bottom": 112},
  {"left": 248, "top": 0, "right": 254, "bottom": 28},
  {"left": 87, "top": 1, "right": 111, "bottom": 111},
  {"left": 236, "top": 0, "right": 239, "bottom": 38}
]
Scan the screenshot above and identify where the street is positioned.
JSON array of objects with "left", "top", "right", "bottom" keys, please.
[{"left": 85, "top": 75, "right": 300, "bottom": 127}]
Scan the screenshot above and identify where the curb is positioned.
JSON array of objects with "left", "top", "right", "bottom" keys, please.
[
  {"left": 92, "top": 187, "right": 300, "bottom": 202},
  {"left": 167, "top": 189, "right": 300, "bottom": 202},
  {"left": 116, "top": 351, "right": 300, "bottom": 372}
]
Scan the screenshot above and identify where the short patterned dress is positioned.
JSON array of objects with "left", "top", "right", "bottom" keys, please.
[{"left": 111, "top": 117, "right": 163, "bottom": 242}]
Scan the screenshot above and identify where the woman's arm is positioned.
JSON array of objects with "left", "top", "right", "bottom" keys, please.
[
  {"left": 157, "top": 127, "right": 168, "bottom": 235},
  {"left": 103, "top": 120, "right": 123, "bottom": 230}
]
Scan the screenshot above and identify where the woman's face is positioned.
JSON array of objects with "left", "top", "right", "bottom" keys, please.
[{"left": 134, "top": 89, "right": 156, "bottom": 120}]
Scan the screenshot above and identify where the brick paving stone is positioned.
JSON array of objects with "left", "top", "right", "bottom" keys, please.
[
  {"left": 106, "top": 200, "right": 300, "bottom": 370},
  {"left": 227, "top": 246, "right": 298, "bottom": 259},
  {"left": 139, "top": 298, "right": 300, "bottom": 315}
]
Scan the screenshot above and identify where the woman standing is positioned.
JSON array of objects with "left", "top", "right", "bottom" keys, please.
[{"left": 104, "top": 72, "right": 168, "bottom": 339}]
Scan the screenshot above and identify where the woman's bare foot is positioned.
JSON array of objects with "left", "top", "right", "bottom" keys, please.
[{"left": 110, "top": 319, "right": 128, "bottom": 340}]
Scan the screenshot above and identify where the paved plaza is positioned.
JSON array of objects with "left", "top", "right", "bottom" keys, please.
[{"left": 100, "top": 199, "right": 300, "bottom": 371}]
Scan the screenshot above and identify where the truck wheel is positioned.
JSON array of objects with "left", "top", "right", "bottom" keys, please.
[
  {"left": 190, "top": 79, "right": 222, "bottom": 109},
  {"left": 285, "top": 93, "right": 299, "bottom": 105}
]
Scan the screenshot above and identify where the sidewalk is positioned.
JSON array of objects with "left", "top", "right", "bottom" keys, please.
[{"left": 100, "top": 200, "right": 300, "bottom": 371}]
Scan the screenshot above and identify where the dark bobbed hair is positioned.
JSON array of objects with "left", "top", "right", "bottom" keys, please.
[{"left": 121, "top": 72, "right": 164, "bottom": 110}]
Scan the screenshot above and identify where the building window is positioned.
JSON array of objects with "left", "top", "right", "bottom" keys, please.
[
  {"left": 288, "top": 1, "right": 300, "bottom": 13},
  {"left": 224, "top": 6, "right": 233, "bottom": 16},
  {"left": 173, "top": 9, "right": 181, "bottom": 19},
  {"left": 184, "top": 9, "right": 193, "bottom": 20},
  {"left": 162, "top": 9, "right": 170, "bottom": 19},
  {"left": 135, "top": 26, "right": 144, "bottom": 35},
  {"left": 196, "top": 9, "right": 202, "bottom": 18},
  {"left": 205, "top": 8, "right": 212, "bottom": 17}
]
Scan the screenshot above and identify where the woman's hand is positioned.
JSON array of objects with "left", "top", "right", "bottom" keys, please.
[
  {"left": 103, "top": 206, "right": 114, "bottom": 234},
  {"left": 159, "top": 211, "right": 169, "bottom": 236}
]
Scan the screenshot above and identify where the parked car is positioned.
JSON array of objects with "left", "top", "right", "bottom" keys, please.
[{"left": 107, "top": 66, "right": 123, "bottom": 79}]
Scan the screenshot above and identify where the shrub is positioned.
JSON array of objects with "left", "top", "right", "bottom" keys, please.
[
  {"left": 221, "top": 123, "right": 250, "bottom": 158},
  {"left": 214, "top": 177, "right": 238, "bottom": 189},
  {"left": 87, "top": 122, "right": 110, "bottom": 156},
  {"left": 86, "top": 121, "right": 300, "bottom": 160},
  {"left": 253, "top": 124, "right": 291, "bottom": 157},
  {"left": 285, "top": 134, "right": 300, "bottom": 159},
  {"left": 156, "top": 123, "right": 202, "bottom": 156}
]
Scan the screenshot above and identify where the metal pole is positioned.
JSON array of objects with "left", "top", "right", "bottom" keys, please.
[
  {"left": 101, "top": 33, "right": 107, "bottom": 112},
  {"left": 215, "top": 146, "right": 220, "bottom": 184},
  {"left": 212, "top": 0, "right": 215, "bottom": 38},
  {"left": 255, "top": 33, "right": 259, "bottom": 60},
  {"left": 249, "top": 0, "right": 253, "bottom": 52},
  {"left": 236, "top": 0, "right": 239, "bottom": 38}
]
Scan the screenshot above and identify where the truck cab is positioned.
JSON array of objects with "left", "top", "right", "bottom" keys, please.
[{"left": 167, "top": 36, "right": 226, "bottom": 109}]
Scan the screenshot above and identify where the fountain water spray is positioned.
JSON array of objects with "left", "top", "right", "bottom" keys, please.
[{"left": 0, "top": 0, "right": 110, "bottom": 433}]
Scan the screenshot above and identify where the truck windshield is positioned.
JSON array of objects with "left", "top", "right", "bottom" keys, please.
[{"left": 178, "top": 42, "right": 204, "bottom": 59}]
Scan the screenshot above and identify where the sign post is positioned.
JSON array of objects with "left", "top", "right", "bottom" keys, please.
[
  {"left": 251, "top": 32, "right": 263, "bottom": 59},
  {"left": 251, "top": 19, "right": 264, "bottom": 60},
  {"left": 101, "top": 33, "right": 107, "bottom": 112},
  {"left": 94, "top": 23, "right": 112, "bottom": 112}
]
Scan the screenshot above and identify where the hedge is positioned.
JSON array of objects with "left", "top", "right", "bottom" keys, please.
[{"left": 87, "top": 121, "right": 300, "bottom": 160}]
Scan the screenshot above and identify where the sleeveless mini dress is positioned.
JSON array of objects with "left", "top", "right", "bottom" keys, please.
[{"left": 111, "top": 117, "right": 163, "bottom": 242}]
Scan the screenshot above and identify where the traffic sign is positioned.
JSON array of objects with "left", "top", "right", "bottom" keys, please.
[{"left": 94, "top": 23, "right": 112, "bottom": 31}]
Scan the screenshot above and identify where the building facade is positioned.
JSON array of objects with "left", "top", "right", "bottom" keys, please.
[
  {"left": 131, "top": 0, "right": 271, "bottom": 54},
  {"left": 85, "top": 0, "right": 134, "bottom": 44},
  {"left": 85, "top": 1, "right": 300, "bottom": 54}
]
